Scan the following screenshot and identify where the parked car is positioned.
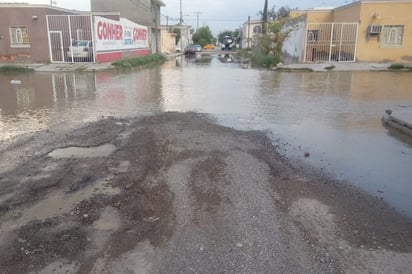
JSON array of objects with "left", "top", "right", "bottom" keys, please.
[
  {"left": 194, "top": 44, "right": 202, "bottom": 52},
  {"left": 203, "top": 44, "right": 215, "bottom": 50},
  {"left": 67, "top": 40, "right": 93, "bottom": 61},
  {"left": 184, "top": 45, "right": 197, "bottom": 55}
]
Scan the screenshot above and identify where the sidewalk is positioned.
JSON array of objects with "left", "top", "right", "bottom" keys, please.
[
  {"left": 277, "top": 62, "right": 391, "bottom": 72},
  {"left": 0, "top": 58, "right": 394, "bottom": 73},
  {"left": 0, "top": 53, "right": 183, "bottom": 72}
]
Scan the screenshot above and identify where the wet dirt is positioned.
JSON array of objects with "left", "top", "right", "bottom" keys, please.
[{"left": 0, "top": 112, "right": 411, "bottom": 273}]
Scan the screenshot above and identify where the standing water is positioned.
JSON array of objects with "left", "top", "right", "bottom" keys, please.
[{"left": 1, "top": 55, "right": 412, "bottom": 217}]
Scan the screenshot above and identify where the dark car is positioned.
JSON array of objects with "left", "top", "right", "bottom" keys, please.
[
  {"left": 222, "top": 36, "right": 234, "bottom": 50},
  {"left": 184, "top": 45, "right": 197, "bottom": 55}
]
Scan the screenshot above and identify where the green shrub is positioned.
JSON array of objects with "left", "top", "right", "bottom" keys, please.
[
  {"left": 0, "top": 65, "right": 34, "bottom": 73},
  {"left": 251, "top": 53, "right": 277, "bottom": 68},
  {"left": 389, "top": 63, "right": 406, "bottom": 69},
  {"left": 112, "top": 54, "right": 166, "bottom": 68}
]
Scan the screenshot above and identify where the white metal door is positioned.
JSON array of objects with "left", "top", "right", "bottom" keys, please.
[
  {"left": 49, "top": 31, "right": 64, "bottom": 63},
  {"left": 304, "top": 23, "right": 358, "bottom": 63},
  {"left": 47, "top": 15, "right": 94, "bottom": 63}
]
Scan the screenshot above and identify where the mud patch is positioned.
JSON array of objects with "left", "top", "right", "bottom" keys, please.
[
  {"left": 189, "top": 151, "right": 229, "bottom": 217},
  {"left": 0, "top": 218, "right": 87, "bottom": 273}
]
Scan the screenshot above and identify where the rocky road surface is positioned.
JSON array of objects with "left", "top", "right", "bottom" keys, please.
[{"left": 0, "top": 112, "right": 411, "bottom": 273}]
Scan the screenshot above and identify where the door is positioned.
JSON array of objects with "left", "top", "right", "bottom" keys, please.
[
  {"left": 305, "top": 23, "right": 358, "bottom": 63},
  {"left": 49, "top": 31, "right": 64, "bottom": 63}
]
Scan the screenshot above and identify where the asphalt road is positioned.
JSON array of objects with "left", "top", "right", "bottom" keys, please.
[{"left": 0, "top": 113, "right": 411, "bottom": 273}]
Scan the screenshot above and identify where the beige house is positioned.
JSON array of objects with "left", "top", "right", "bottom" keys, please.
[
  {"left": 286, "top": 0, "right": 412, "bottom": 63},
  {"left": 241, "top": 20, "right": 263, "bottom": 49},
  {"left": 160, "top": 27, "right": 177, "bottom": 54}
]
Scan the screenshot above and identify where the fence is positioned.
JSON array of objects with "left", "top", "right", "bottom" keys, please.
[
  {"left": 304, "top": 23, "right": 358, "bottom": 63},
  {"left": 47, "top": 15, "right": 94, "bottom": 63}
]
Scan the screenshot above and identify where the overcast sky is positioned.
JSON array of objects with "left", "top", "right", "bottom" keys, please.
[{"left": 0, "top": 0, "right": 351, "bottom": 34}]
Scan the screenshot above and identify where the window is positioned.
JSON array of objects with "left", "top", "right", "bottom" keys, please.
[
  {"left": 9, "top": 26, "right": 30, "bottom": 47},
  {"left": 382, "top": 25, "right": 404, "bottom": 46},
  {"left": 253, "top": 26, "right": 262, "bottom": 34},
  {"left": 307, "top": 30, "right": 319, "bottom": 43}
]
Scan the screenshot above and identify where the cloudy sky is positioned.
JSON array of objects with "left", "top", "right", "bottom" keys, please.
[{"left": 0, "top": 0, "right": 351, "bottom": 34}]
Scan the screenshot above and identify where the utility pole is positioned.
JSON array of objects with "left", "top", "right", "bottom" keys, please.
[
  {"left": 179, "top": 0, "right": 183, "bottom": 24},
  {"left": 262, "top": 0, "right": 268, "bottom": 34},
  {"left": 194, "top": 12, "right": 201, "bottom": 31},
  {"left": 247, "top": 16, "right": 251, "bottom": 48}
]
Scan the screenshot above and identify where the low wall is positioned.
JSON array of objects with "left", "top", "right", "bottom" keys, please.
[{"left": 96, "top": 48, "right": 150, "bottom": 63}]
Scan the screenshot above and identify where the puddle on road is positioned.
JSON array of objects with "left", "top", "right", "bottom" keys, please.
[
  {"left": 0, "top": 177, "right": 121, "bottom": 240},
  {"left": 48, "top": 143, "right": 117, "bottom": 159},
  {"left": 20, "top": 178, "right": 120, "bottom": 223}
]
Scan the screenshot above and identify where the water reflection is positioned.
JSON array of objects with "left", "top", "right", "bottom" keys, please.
[
  {"left": 0, "top": 69, "right": 163, "bottom": 140},
  {"left": 218, "top": 54, "right": 235, "bottom": 63},
  {"left": 1, "top": 58, "right": 412, "bottom": 217}
]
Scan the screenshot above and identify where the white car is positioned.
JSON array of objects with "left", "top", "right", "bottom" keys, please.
[{"left": 67, "top": 40, "right": 93, "bottom": 61}]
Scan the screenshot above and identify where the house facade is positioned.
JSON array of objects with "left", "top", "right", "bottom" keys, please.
[
  {"left": 0, "top": 2, "right": 156, "bottom": 64},
  {"left": 160, "top": 27, "right": 177, "bottom": 54},
  {"left": 90, "top": 0, "right": 165, "bottom": 54},
  {"left": 285, "top": 0, "right": 412, "bottom": 63},
  {"left": 241, "top": 20, "right": 263, "bottom": 49},
  {"left": 0, "top": 4, "right": 78, "bottom": 63}
]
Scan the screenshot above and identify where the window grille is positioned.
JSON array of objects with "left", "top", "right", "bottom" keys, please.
[
  {"left": 9, "top": 26, "right": 30, "bottom": 47},
  {"left": 382, "top": 25, "right": 404, "bottom": 46},
  {"left": 253, "top": 26, "right": 262, "bottom": 34}
]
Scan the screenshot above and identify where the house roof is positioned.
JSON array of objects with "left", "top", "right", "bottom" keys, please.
[
  {"left": 0, "top": 3, "right": 81, "bottom": 14},
  {"left": 152, "top": 0, "right": 166, "bottom": 7},
  {"left": 294, "top": 0, "right": 412, "bottom": 13}
]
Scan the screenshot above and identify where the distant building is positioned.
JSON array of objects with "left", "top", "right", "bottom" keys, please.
[
  {"left": 284, "top": 0, "right": 412, "bottom": 63},
  {"left": 169, "top": 24, "right": 193, "bottom": 51},
  {"left": 160, "top": 27, "right": 177, "bottom": 54},
  {"left": 90, "top": 0, "right": 165, "bottom": 54},
  {"left": 241, "top": 20, "right": 263, "bottom": 49}
]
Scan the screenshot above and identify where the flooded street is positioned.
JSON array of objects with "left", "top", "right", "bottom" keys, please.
[{"left": 1, "top": 55, "right": 412, "bottom": 218}]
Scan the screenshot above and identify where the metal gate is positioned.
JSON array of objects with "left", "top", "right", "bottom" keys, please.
[
  {"left": 304, "top": 23, "right": 358, "bottom": 63},
  {"left": 47, "top": 15, "right": 95, "bottom": 63}
]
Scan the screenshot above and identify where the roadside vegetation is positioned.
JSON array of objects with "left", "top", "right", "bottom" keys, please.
[
  {"left": 388, "top": 63, "right": 412, "bottom": 71},
  {"left": 219, "top": 5, "right": 296, "bottom": 68},
  {"left": 192, "top": 26, "right": 214, "bottom": 47},
  {"left": 0, "top": 65, "right": 34, "bottom": 73},
  {"left": 112, "top": 54, "right": 166, "bottom": 69},
  {"left": 250, "top": 5, "right": 296, "bottom": 68}
]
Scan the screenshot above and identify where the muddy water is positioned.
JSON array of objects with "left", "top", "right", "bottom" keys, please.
[{"left": 1, "top": 56, "right": 412, "bottom": 217}]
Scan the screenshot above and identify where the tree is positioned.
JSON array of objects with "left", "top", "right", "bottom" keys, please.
[
  {"left": 277, "top": 6, "right": 290, "bottom": 19},
  {"left": 257, "top": 5, "right": 290, "bottom": 20},
  {"left": 192, "top": 26, "right": 213, "bottom": 47}
]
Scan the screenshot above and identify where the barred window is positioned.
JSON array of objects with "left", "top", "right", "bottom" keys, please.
[
  {"left": 382, "top": 25, "right": 404, "bottom": 46},
  {"left": 9, "top": 26, "right": 30, "bottom": 47},
  {"left": 253, "top": 26, "right": 262, "bottom": 34},
  {"left": 307, "top": 30, "right": 319, "bottom": 43}
]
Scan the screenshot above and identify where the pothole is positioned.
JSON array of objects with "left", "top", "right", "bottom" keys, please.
[
  {"left": 48, "top": 144, "right": 117, "bottom": 159},
  {"left": 1, "top": 178, "right": 121, "bottom": 231}
]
